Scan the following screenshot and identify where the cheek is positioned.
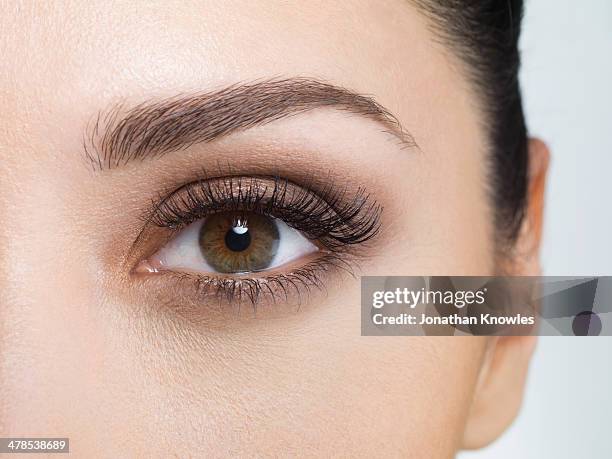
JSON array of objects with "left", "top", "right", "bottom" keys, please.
[
  {"left": 251, "top": 288, "right": 488, "bottom": 456},
  {"left": 102, "top": 285, "right": 486, "bottom": 457}
]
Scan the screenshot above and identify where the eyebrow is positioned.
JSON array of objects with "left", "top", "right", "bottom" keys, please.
[{"left": 84, "top": 77, "right": 416, "bottom": 170}]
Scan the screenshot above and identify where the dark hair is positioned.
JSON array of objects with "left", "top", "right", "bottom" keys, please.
[{"left": 414, "top": 0, "right": 528, "bottom": 245}]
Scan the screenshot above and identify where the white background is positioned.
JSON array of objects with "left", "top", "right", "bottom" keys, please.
[{"left": 461, "top": 1, "right": 612, "bottom": 458}]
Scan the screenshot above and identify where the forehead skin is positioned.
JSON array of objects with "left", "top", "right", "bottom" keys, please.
[{"left": 0, "top": 1, "right": 491, "bottom": 457}]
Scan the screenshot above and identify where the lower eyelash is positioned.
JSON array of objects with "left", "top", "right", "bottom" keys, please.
[{"left": 151, "top": 252, "right": 357, "bottom": 310}]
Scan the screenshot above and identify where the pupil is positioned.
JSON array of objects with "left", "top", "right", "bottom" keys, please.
[{"left": 225, "top": 225, "right": 251, "bottom": 252}]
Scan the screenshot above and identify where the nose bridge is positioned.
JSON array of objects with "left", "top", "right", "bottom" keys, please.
[
  {"left": 0, "top": 142, "right": 7, "bottom": 433},
  {"left": 0, "top": 55, "right": 48, "bottom": 300},
  {"left": 0, "top": 163, "right": 79, "bottom": 307},
  {"left": 0, "top": 129, "right": 22, "bottom": 307},
  {"left": 0, "top": 54, "right": 78, "bottom": 306},
  {"left": 0, "top": 153, "right": 47, "bottom": 328},
  {"left": 0, "top": 129, "right": 33, "bottom": 435},
  {"left": 0, "top": 129, "right": 90, "bottom": 436},
  {"left": 0, "top": 110, "right": 45, "bottom": 304}
]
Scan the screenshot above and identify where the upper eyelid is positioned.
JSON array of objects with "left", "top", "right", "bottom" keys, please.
[
  {"left": 83, "top": 77, "right": 417, "bottom": 171},
  {"left": 145, "top": 175, "right": 290, "bottom": 227},
  {"left": 145, "top": 175, "right": 382, "bottom": 249},
  {"left": 145, "top": 174, "right": 326, "bottom": 226}
]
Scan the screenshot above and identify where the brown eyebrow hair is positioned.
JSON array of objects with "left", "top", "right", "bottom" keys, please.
[{"left": 84, "top": 77, "right": 416, "bottom": 170}]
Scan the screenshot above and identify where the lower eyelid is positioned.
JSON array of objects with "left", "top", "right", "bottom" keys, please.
[{"left": 130, "top": 250, "right": 359, "bottom": 318}]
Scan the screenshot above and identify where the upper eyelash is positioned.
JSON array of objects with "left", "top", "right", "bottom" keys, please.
[{"left": 147, "top": 175, "right": 382, "bottom": 251}]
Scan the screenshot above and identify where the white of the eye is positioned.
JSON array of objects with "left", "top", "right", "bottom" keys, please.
[
  {"left": 149, "top": 217, "right": 318, "bottom": 273},
  {"left": 267, "top": 219, "right": 318, "bottom": 269}
]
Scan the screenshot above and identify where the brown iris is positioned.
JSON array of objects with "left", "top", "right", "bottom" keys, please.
[{"left": 198, "top": 212, "right": 280, "bottom": 273}]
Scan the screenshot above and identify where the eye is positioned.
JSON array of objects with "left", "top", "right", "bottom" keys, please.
[
  {"left": 143, "top": 211, "right": 319, "bottom": 275},
  {"left": 132, "top": 175, "right": 381, "bottom": 307}
]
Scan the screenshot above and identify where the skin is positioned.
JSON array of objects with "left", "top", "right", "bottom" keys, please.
[{"left": 0, "top": 1, "right": 548, "bottom": 457}]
